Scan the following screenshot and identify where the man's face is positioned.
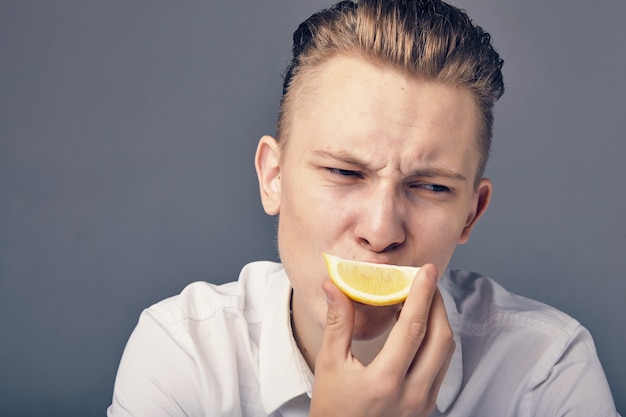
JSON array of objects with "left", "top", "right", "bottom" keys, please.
[{"left": 256, "top": 56, "right": 491, "bottom": 340}]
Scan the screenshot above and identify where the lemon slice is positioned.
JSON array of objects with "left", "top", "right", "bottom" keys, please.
[{"left": 323, "top": 253, "right": 419, "bottom": 306}]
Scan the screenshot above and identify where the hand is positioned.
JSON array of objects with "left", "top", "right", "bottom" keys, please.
[{"left": 309, "top": 264, "right": 455, "bottom": 417}]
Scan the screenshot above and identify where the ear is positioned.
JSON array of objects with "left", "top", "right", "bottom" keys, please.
[
  {"left": 255, "top": 135, "right": 282, "bottom": 215},
  {"left": 458, "top": 178, "right": 492, "bottom": 244}
]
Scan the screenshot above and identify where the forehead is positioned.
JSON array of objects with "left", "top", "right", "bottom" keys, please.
[
  {"left": 289, "top": 56, "right": 479, "bottom": 130},
  {"left": 285, "top": 56, "right": 481, "bottom": 173}
]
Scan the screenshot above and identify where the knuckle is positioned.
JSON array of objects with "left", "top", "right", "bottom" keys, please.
[
  {"left": 441, "top": 325, "right": 454, "bottom": 346},
  {"left": 326, "top": 309, "right": 339, "bottom": 326},
  {"left": 325, "top": 308, "right": 343, "bottom": 330},
  {"left": 407, "top": 319, "right": 428, "bottom": 342}
]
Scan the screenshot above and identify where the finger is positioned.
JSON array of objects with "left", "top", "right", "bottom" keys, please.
[
  {"left": 372, "top": 263, "right": 439, "bottom": 375},
  {"left": 399, "top": 309, "right": 455, "bottom": 416},
  {"left": 426, "top": 331, "right": 455, "bottom": 406},
  {"left": 316, "top": 279, "right": 355, "bottom": 370},
  {"left": 405, "top": 288, "right": 454, "bottom": 390}
]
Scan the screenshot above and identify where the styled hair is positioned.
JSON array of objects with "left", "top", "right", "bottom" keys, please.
[{"left": 277, "top": 0, "right": 504, "bottom": 179}]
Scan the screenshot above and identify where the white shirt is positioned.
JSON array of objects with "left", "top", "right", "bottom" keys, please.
[{"left": 108, "top": 261, "right": 619, "bottom": 417}]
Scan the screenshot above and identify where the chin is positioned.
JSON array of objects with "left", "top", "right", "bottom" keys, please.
[{"left": 351, "top": 302, "right": 401, "bottom": 341}]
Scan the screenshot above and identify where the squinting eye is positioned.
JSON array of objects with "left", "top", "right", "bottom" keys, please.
[
  {"left": 415, "top": 183, "right": 450, "bottom": 193},
  {"left": 326, "top": 168, "right": 364, "bottom": 179}
]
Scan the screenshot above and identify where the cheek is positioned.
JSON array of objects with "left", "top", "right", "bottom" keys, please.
[
  {"left": 276, "top": 181, "right": 339, "bottom": 268},
  {"left": 281, "top": 180, "right": 350, "bottom": 236},
  {"left": 407, "top": 207, "right": 467, "bottom": 264}
]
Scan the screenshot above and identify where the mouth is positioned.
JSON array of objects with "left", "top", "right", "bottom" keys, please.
[{"left": 323, "top": 252, "right": 419, "bottom": 307}]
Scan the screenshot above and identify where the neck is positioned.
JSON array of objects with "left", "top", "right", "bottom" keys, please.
[
  {"left": 351, "top": 330, "right": 392, "bottom": 365},
  {"left": 290, "top": 291, "right": 392, "bottom": 371}
]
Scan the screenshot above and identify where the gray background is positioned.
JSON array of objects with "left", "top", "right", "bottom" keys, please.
[{"left": 1, "top": 0, "right": 624, "bottom": 415}]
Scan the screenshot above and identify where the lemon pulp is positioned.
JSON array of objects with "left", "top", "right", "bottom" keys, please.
[{"left": 324, "top": 253, "right": 419, "bottom": 306}]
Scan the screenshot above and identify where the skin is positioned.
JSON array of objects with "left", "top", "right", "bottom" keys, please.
[{"left": 255, "top": 55, "right": 491, "bottom": 415}]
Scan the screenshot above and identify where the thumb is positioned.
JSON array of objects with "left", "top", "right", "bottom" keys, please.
[{"left": 318, "top": 280, "right": 354, "bottom": 366}]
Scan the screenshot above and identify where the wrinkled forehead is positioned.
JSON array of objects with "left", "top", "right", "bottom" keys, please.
[{"left": 282, "top": 56, "right": 483, "bottom": 183}]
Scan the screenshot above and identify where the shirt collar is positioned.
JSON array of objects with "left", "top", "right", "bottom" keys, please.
[
  {"left": 258, "top": 266, "right": 312, "bottom": 414},
  {"left": 436, "top": 270, "right": 464, "bottom": 413},
  {"left": 258, "top": 265, "right": 464, "bottom": 414}
]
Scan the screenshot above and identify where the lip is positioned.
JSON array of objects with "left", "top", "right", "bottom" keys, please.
[
  {"left": 330, "top": 254, "right": 384, "bottom": 264},
  {"left": 334, "top": 254, "right": 403, "bottom": 267}
]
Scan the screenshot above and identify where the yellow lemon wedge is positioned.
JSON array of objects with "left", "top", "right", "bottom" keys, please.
[{"left": 323, "top": 253, "right": 420, "bottom": 306}]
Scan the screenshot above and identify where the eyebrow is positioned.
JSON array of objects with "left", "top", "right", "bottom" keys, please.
[
  {"left": 312, "top": 149, "right": 370, "bottom": 170},
  {"left": 312, "top": 149, "right": 467, "bottom": 182},
  {"left": 411, "top": 166, "right": 467, "bottom": 182}
]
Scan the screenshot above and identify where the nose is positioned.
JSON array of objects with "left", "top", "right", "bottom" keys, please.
[{"left": 354, "top": 185, "right": 406, "bottom": 253}]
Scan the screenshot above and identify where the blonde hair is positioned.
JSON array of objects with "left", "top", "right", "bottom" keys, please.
[{"left": 277, "top": 0, "right": 504, "bottom": 179}]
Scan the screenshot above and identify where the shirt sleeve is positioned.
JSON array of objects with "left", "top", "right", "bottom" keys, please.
[
  {"left": 528, "top": 324, "right": 620, "bottom": 417},
  {"left": 107, "top": 310, "right": 204, "bottom": 417}
]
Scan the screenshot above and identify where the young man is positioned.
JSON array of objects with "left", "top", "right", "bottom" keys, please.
[{"left": 108, "top": 1, "right": 619, "bottom": 416}]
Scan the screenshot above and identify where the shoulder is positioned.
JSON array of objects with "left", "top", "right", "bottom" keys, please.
[
  {"left": 442, "top": 270, "right": 619, "bottom": 415},
  {"left": 442, "top": 269, "right": 580, "bottom": 339},
  {"left": 109, "top": 261, "right": 288, "bottom": 416},
  {"left": 142, "top": 261, "right": 287, "bottom": 345}
]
